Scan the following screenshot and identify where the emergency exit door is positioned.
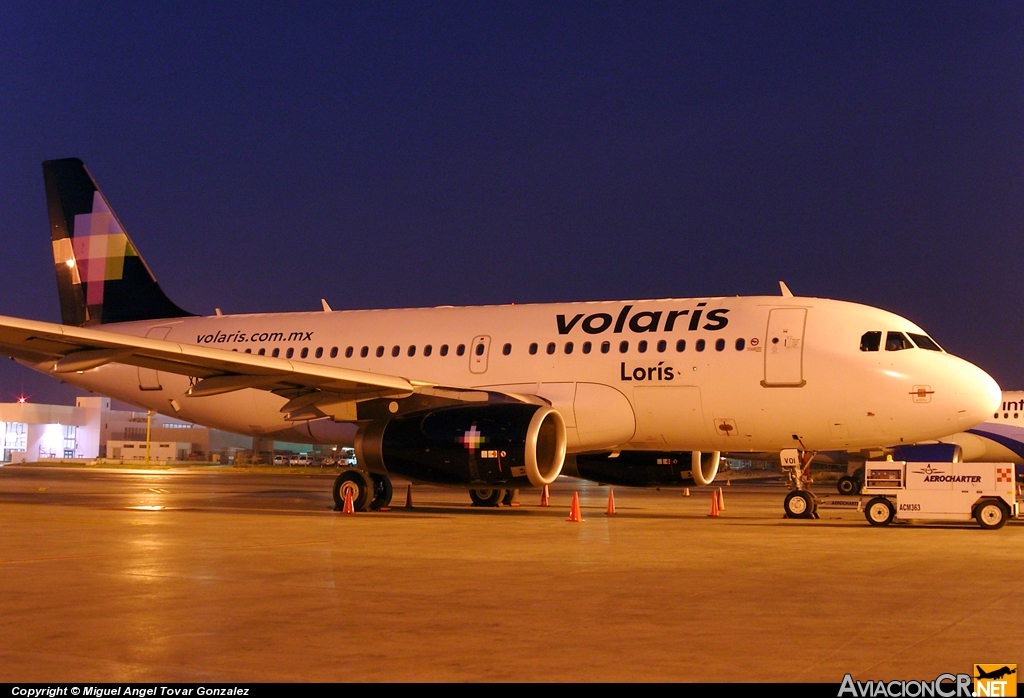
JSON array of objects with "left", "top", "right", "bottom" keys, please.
[
  {"left": 469, "top": 335, "right": 491, "bottom": 374},
  {"left": 762, "top": 308, "right": 807, "bottom": 387}
]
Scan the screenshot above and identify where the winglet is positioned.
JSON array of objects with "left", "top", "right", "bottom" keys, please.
[
  {"left": 779, "top": 281, "right": 794, "bottom": 298},
  {"left": 321, "top": 298, "right": 333, "bottom": 312}
]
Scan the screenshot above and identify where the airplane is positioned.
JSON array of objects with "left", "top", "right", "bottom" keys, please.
[{"left": 0, "top": 158, "right": 1002, "bottom": 514}]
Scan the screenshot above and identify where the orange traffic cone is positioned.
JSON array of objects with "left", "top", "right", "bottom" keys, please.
[
  {"left": 718, "top": 487, "right": 726, "bottom": 511},
  {"left": 404, "top": 484, "right": 413, "bottom": 509},
  {"left": 342, "top": 487, "right": 355, "bottom": 514},
  {"left": 567, "top": 491, "right": 584, "bottom": 522},
  {"left": 606, "top": 489, "right": 616, "bottom": 515},
  {"left": 683, "top": 487, "right": 690, "bottom": 497},
  {"left": 708, "top": 491, "right": 719, "bottom": 517},
  {"left": 540, "top": 484, "right": 550, "bottom": 507}
]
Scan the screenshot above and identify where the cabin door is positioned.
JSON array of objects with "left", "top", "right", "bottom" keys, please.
[
  {"left": 762, "top": 308, "right": 807, "bottom": 387},
  {"left": 138, "top": 326, "right": 172, "bottom": 390}
]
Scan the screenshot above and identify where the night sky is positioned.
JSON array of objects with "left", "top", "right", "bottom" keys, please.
[{"left": 1, "top": 2, "right": 1022, "bottom": 405}]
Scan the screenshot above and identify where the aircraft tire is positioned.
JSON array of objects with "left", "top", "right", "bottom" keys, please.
[
  {"left": 783, "top": 490, "right": 814, "bottom": 519},
  {"left": 837, "top": 476, "right": 859, "bottom": 496},
  {"left": 333, "top": 469, "right": 373, "bottom": 512},
  {"left": 975, "top": 500, "right": 1009, "bottom": 530},
  {"left": 864, "top": 497, "right": 895, "bottom": 526},
  {"left": 369, "top": 473, "right": 393, "bottom": 511},
  {"left": 469, "top": 489, "right": 504, "bottom": 507}
]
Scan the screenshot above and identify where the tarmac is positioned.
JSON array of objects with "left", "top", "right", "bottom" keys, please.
[{"left": 0, "top": 465, "right": 1021, "bottom": 682}]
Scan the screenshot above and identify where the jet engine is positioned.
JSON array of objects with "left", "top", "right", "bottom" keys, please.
[
  {"left": 565, "top": 450, "right": 721, "bottom": 488},
  {"left": 355, "top": 403, "right": 567, "bottom": 487}
]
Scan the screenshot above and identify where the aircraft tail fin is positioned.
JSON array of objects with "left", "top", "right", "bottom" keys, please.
[{"left": 43, "top": 158, "right": 194, "bottom": 326}]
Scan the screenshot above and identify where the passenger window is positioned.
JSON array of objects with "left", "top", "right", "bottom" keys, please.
[
  {"left": 457, "top": 344, "right": 466, "bottom": 356},
  {"left": 475, "top": 343, "right": 485, "bottom": 356},
  {"left": 860, "top": 331, "right": 881, "bottom": 352},
  {"left": 392, "top": 345, "right": 400, "bottom": 357},
  {"left": 908, "top": 333, "right": 942, "bottom": 351},
  {"left": 424, "top": 345, "right": 432, "bottom": 357},
  {"left": 619, "top": 341, "right": 629, "bottom": 353},
  {"left": 885, "top": 332, "right": 913, "bottom": 351},
  {"left": 735, "top": 338, "right": 745, "bottom": 351},
  {"left": 657, "top": 340, "right": 666, "bottom": 353},
  {"left": 244, "top": 348, "right": 251, "bottom": 354},
  {"left": 272, "top": 348, "right": 280, "bottom": 357},
  {"left": 502, "top": 343, "right": 511, "bottom": 356},
  {"left": 342, "top": 347, "right": 350, "bottom": 358},
  {"left": 638, "top": 340, "right": 647, "bottom": 353},
  {"left": 315, "top": 347, "right": 324, "bottom": 358},
  {"left": 408, "top": 345, "right": 416, "bottom": 357},
  {"left": 564, "top": 342, "right": 574, "bottom": 354},
  {"left": 546, "top": 342, "right": 556, "bottom": 355},
  {"left": 529, "top": 343, "right": 538, "bottom": 355},
  {"left": 440, "top": 344, "right": 449, "bottom": 356},
  {"left": 376, "top": 346, "right": 384, "bottom": 357},
  {"left": 601, "top": 341, "right": 610, "bottom": 354},
  {"left": 695, "top": 339, "right": 705, "bottom": 352},
  {"left": 582, "top": 341, "right": 592, "bottom": 354},
  {"left": 286, "top": 348, "right": 294, "bottom": 359},
  {"left": 301, "top": 348, "right": 309, "bottom": 359},
  {"left": 676, "top": 339, "right": 686, "bottom": 352},
  {"left": 360, "top": 346, "right": 369, "bottom": 358},
  {"left": 258, "top": 348, "right": 266, "bottom": 356},
  {"left": 715, "top": 339, "right": 725, "bottom": 351}
]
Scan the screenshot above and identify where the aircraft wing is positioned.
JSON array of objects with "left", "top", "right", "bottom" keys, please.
[{"left": 0, "top": 314, "right": 499, "bottom": 420}]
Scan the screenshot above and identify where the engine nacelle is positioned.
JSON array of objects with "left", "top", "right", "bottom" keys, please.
[
  {"left": 566, "top": 450, "right": 721, "bottom": 488},
  {"left": 355, "top": 403, "right": 567, "bottom": 488},
  {"left": 891, "top": 443, "right": 963, "bottom": 462}
]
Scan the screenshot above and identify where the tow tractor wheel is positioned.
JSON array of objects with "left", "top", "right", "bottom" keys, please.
[
  {"left": 502, "top": 489, "right": 519, "bottom": 506},
  {"left": 333, "top": 469, "right": 374, "bottom": 512},
  {"left": 837, "top": 475, "right": 859, "bottom": 496},
  {"left": 469, "top": 489, "right": 505, "bottom": 507},
  {"left": 865, "top": 497, "right": 895, "bottom": 526},
  {"left": 369, "top": 473, "right": 393, "bottom": 511},
  {"left": 783, "top": 490, "right": 815, "bottom": 519},
  {"left": 975, "top": 500, "right": 1009, "bottom": 530}
]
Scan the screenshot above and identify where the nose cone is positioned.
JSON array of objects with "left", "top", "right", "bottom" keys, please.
[{"left": 955, "top": 362, "right": 1001, "bottom": 430}]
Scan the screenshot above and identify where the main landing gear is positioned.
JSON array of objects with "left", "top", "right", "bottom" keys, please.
[
  {"left": 780, "top": 448, "right": 819, "bottom": 519},
  {"left": 333, "top": 469, "right": 393, "bottom": 512},
  {"left": 469, "top": 488, "right": 519, "bottom": 507}
]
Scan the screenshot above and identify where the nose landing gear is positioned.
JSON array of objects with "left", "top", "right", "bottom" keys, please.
[{"left": 781, "top": 447, "right": 819, "bottom": 519}]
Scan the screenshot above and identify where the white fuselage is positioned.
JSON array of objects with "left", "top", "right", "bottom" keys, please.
[{"left": 39, "top": 295, "right": 1000, "bottom": 453}]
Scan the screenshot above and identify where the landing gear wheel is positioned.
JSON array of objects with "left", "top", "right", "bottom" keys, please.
[
  {"left": 837, "top": 475, "right": 859, "bottom": 496},
  {"left": 975, "top": 500, "right": 1009, "bottom": 530},
  {"left": 784, "top": 490, "right": 815, "bottom": 519},
  {"left": 333, "top": 469, "right": 373, "bottom": 512},
  {"left": 864, "top": 497, "right": 895, "bottom": 526},
  {"left": 369, "top": 473, "right": 393, "bottom": 511},
  {"left": 469, "top": 489, "right": 504, "bottom": 507},
  {"left": 502, "top": 489, "right": 519, "bottom": 506}
]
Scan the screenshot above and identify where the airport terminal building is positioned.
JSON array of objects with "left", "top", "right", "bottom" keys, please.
[{"left": 0, "top": 396, "right": 252, "bottom": 463}]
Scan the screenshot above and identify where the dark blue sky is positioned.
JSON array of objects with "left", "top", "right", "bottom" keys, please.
[{"left": 1, "top": 1, "right": 1022, "bottom": 404}]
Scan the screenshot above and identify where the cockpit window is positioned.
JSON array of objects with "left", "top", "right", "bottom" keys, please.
[
  {"left": 860, "top": 331, "right": 881, "bottom": 352},
  {"left": 908, "top": 333, "right": 942, "bottom": 352},
  {"left": 885, "top": 331, "right": 913, "bottom": 351}
]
